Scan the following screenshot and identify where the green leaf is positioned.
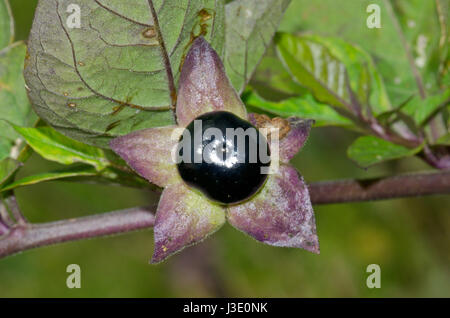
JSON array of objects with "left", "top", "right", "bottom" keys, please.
[
  {"left": 0, "top": 158, "right": 20, "bottom": 186},
  {"left": 243, "top": 90, "right": 353, "bottom": 127},
  {"left": 13, "top": 126, "right": 109, "bottom": 171},
  {"left": 0, "top": 42, "right": 36, "bottom": 160},
  {"left": 347, "top": 135, "right": 423, "bottom": 168},
  {"left": 0, "top": 137, "right": 9, "bottom": 161},
  {"left": 0, "top": 1, "right": 36, "bottom": 181},
  {"left": 278, "top": 0, "right": 443, "bottom": 105},
  {"left": 224, "top": 0, "right": 291, "bottom": 94},
  {"left": 388, "top": 0, "right": 446, "bottom": 96},
  {"left": 0, "top": 165, "right": 97, "bottom": 192},
  {"left": 434, "top": 133, "right": 450, "bottom": 146},
  {"left": 443, "top": 72, "right": 450, "bottom": 87},
  {"left": 24, "top": 0, "right": 225, "bottom": 148},
  {"left": 402, "top": 89, "right": 450, "bottom": 125},
  {"left": 0, "top": 0, "right": 13, "bottom": 50},
  {"left": 88, "top": 167, "right": 154, "bottom": 189},
  {"left": 275, "top": 32, "right": 391, "bottom": 116}
]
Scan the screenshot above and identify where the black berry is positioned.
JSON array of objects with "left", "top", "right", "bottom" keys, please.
[{"left": 177, "top": 111, "right": 271, "bottom": 204}]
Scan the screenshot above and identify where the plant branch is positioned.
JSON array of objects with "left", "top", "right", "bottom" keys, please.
[
  {"left": 308, "top": 170, "right": 450, "bottom": 204},
  {"left": 0, "top": 206, "right": 156, "bottom": 259},
  {"left": 0, "top": 171, "right": 449, "bottom": 260},
  {"left": 3, "top": 195, "right": 27, "bottom": 225}
]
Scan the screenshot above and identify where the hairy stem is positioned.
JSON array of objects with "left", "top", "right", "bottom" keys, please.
[{"left": 0, "top": 172, "right": 449, "bottom": 260}]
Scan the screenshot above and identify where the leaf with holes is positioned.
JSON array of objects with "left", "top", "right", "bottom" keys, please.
[
  {"left": 24, "top": 0, "right": 225, "bottom": 148},
  {"left": 224, "top": 0, "right": 291, "bottom": 94},
  {"left": 275, "top": 33, "right": 391, "bottom": 116},
  {"left": 347, "top": 135, "right": 423, "bottom": 168}
]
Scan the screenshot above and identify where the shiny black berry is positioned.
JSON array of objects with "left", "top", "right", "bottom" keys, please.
[{"left": 176, "top": 111, "right": 271, "bottom": 204}]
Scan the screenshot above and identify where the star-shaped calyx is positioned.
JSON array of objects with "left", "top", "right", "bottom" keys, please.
[{"left": 110, "top": 37, "right": 319, "bottom": 263}]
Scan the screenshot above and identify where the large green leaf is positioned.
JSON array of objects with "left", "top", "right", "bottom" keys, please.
[
  {"left": 275, "top": 32, "right": 391, "bottom": 116},
  {"left": 13, "top": 126, "right": 109, "bottom": 171},
  {"left": 0, "top": 0, "right": 13, "bottom": 50},
  {"left": 24, "top": 0, "right": 225, "bottom": 148},
  {"left": 224, "top": 0, "right": 291, "bottom": 94},
  {"left": 0, "top": 165, "right": 97, "bottom": 192},
  {"left": 347, "top": 135, "right": 423, "bottom": 168},
  {"left": 243, "top": 90, "right": 353, "bottom": 127}
]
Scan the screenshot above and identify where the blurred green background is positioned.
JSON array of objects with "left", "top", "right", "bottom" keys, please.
[{"left": 0, "top": 0, "right": 449, "bottom": 297}]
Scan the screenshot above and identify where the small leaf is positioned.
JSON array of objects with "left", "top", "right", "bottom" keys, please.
[
  {"left": 25, "top": 0, "right": 225, "bottom": 147},
  {"left": 243, "top": 90, "right": 353, "bottom": 127},
  {"left": 0, "top": 0, "right": 13, "bottom": 50},
  {"left": 275, "top": 33, "right": 392, "bottom": 116},
  {"left": 224, "top": 0, "right": 291, "bottom": 93},
  {"left": 0, "top": 165, "right": 97, "bottom": 192},
  {"left": 0, "top": 158, "right": 20, "bottom": 186},
  {"left": 434, "top": 133, "right": 450, "bottom": 146},
  {"left": 347, "top": 136, "right": 423, "bottom": 168},
  {"left": 13, "top": 125, "right": 109, "bottom": 171}
]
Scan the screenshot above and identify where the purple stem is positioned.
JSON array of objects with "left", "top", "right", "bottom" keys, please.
[
  {"left": 308, "top": 170, "right": 450, "bottom": 204},
  {"left": 1, "top": 172, "right": 449, "bottom": 260},
  {"left": 0, "top": 220, "right": 9, "bottom": 236}
]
